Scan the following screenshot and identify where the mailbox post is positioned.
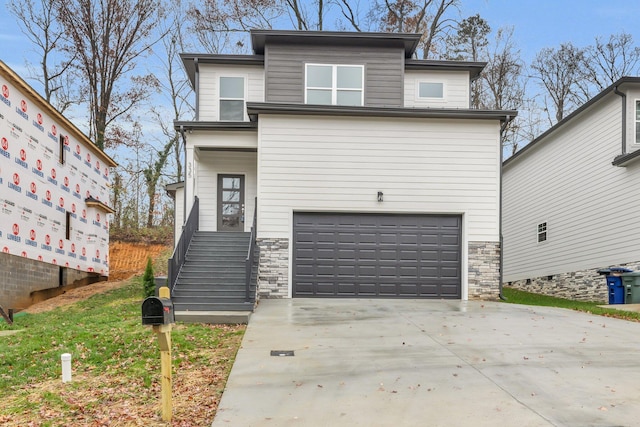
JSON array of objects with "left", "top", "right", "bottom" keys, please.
[{"left": 141, "top": 286, "right": 174, "bottom": 422}]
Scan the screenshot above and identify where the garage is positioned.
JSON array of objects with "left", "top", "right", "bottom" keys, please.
[{"left": 292, "top": 213, "right": 461, "bottom": 298}]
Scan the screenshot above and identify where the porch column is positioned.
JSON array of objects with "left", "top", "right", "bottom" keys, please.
[{"left": 185, "top": 146, "right": 197, "bottom": 216}]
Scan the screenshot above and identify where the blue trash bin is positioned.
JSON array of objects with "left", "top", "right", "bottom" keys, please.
[
  {"left": 601, "top": 267, "right": 633, "bottom": 304},
  {"left": 607, "top": 276, "right": 625, "bottom": 304}
]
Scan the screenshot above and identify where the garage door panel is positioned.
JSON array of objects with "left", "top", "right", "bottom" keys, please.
[
  {"left": 441, "top": 234, "right": 460, "bottom": 245},
  {"left": 441, "top": 267, "right": 460, "bottom": 278},
  {"left": 293, "top": 213, "right": 461, "bottom": 298},
  {"left": 441, "top": 250, "right": 460, "bottom": 261}
]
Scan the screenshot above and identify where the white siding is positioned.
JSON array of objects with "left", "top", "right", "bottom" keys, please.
[
  {"left": 404, "top": 70, "right": 470, "bottom": 109},
  {"left": 188, "top": 131, "right": 258, "bottom": 150},
  {"left": 502, "top": 93, "right": 640, "bottom": 281},
  {"left": 197, "top": 151, "right": 257, "bottom": 232},
  {"left": 173, "top": 186, "right": 184, "bottom": 249},
  {"left": 257, "top": 115, "right": 501, "bottom": 242},
  {"left": 198, "top": 64, "right": 264, "bottom": 121},
  {"left": 624, "top": 87, "right": 640, "bottom": 153}
]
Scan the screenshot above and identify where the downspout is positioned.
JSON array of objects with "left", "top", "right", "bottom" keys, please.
[
  {"left": 194, "top": 58, "right": 200, "bottom": 121},
  {"left": 613, "top": 86, "right": 626, "bottom": 155},
  {"left": 498, "top": 115, "right": 512, "bottom": 301}
]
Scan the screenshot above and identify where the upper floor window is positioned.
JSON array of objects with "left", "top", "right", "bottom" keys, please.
[
  {"left": 635, "top": 100, "right": 640, "bottom": 143},
  {"left": 305, "top": 64, "right": 363, "bottom": 106},
  {"left": 220, "top": 76, "right": 245, "bottom": 121},
  {"left": 418, "top": 82, "right": 444, "bottom": 99}
]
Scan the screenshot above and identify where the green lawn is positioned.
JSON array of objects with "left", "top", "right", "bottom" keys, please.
[
  {"left": 0, "top": 277, "right": 245, "bottom": 425},
  {"left": 502, "top": 286, "right": 640, "bottom": 322}
]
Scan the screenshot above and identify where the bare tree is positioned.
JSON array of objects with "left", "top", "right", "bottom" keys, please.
[
  {"left": 55, "top": 0, "right": 163, "bottom": 150},
  {"left": 377, "top": 0, "right": 458, "bottom": 58},
  {"left": 188, "top": 0, "right": 282, "bottom": 53},
  {"left": 142, "top": 0, "right": 194, "bottom": 227},
  {"left": 8, "top": 0, "right": 77, "bottom": 113},
  {"left": 531, "top": 43, "right": 588, "bottom": 123},
  {"left": 482, "top": 27, "right": 526, "bottom": 151},
  {"left": 334, "top": 0, "right": 365, "bottom": 31},
  {"left": 585, "top": 32, "right": 640, "bottom": 91}
]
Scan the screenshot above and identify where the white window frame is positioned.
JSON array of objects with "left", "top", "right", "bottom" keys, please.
[
  {"left": 635, "top": 99, "right": 640, "bottom": 145},
  {"left": 218, "top": 75, "right": 247, "bottom": 121},
  {"left": 416, "top": 81, "right": 446, "bottom": 102},
  {"left": 537, "top": 222, "right": 547, "bottom": 243},
  {"left": 305, "top": 64, "right": 364, "bottom": 106}
]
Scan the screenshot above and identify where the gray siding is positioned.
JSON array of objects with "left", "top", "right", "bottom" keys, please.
[{"left": 265, "top": 43, "right": 404, "bottom": 107}]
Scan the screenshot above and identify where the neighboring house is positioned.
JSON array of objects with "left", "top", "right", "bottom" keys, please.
[
  {"left": 169, "top": 30, "right": 515, "bottom": 316},
  {"left": 503, "top": 77, "right": 640, "bottom": 301},
  {"left": 0, "top": 61, "right": 116, "bottom": 310}
]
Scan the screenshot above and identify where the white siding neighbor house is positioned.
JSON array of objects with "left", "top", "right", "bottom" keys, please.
[
  {"left": 503, "top": 77, "right": 640, "bottom": 301},
  {"left": 169, "top": 30, "right": 516, "bottom": 315},
  {"left": 0, "top": 61, "right": 117, "bottom": 311}
]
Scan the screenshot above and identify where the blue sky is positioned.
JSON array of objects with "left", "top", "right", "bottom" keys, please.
[
  {"left": 460, "top": 0, "right": 640, "bottom": 62},
  {"left": 2, "top": 0, "right": 640, "bottom": 145},
  {"left": 2, "top": 0, "right": 640, "bottom": 89}
]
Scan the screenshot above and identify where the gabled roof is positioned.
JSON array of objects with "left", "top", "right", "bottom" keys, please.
[
  {"left": 503, "top": 76, "right": 640, "bottom": 169},
  {"left": 250, "top": 30, "right": 421, "bottom": 58},
  {"left": 0, "top": 61, "right": 117, "bottom": 168},
  {"left": 85, "top": 196, "right": 116, "bottom": 214}
]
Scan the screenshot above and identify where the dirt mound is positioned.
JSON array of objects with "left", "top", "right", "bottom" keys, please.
[
  {"left": 23, "top": 241, "right": 171, "bottom": 314},
  {"left": 109, "top": 241, "right": 170, "bottom": 281}
]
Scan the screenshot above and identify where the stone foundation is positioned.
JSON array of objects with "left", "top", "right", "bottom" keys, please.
[
  {"left": 506, "top": 261, "right": 640, "bottom": 302},
  {"left": 257, "top": 238, "right": 289, "bottom": 298},
  {"left": 0, "top": 252, "right": 104, "bottom": 310},
  {"left": 468, "top": 241, "right": 501, "bottom": 300}
]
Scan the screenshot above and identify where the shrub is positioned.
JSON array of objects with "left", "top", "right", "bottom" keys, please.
[{"left": 142, "top": 257, "right": 155, "bottom": 298}]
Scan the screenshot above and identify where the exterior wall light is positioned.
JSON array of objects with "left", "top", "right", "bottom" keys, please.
[{"left": 377, "top": 191, "right": 383, "bottom": 202}]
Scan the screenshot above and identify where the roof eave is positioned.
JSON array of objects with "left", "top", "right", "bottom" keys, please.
[
  {"left": 180, "top": 53, "right": 265, "bottom": 88},
  {"left": 85, "top": 197, "right": 116, "bottom": 214},
  {"left": 246, "top": 102, "right": 516, "bottom": 121},
  {"left": 250, "top": 29, "right": 421, "bottom": 57},
  {"left": 504, "top": 76, "right": 640, "bottom": 168},
  {"left": 174, "top": 120, "right": 258, "bottom": 132},
  {"left": 405, "top": 59, "right": 487, "bottom": 79}
]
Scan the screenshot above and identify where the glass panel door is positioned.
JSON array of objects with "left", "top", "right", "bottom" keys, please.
[{"left": 217, "top": 175, "right": 245, "bottom": 231}]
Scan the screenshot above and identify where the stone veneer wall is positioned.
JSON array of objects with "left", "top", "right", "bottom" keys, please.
[
  {"left": 256, "top": 238, "right": 504, "bottom": 301},
  {"left": 257, "top": 238, "right": 289, "bottom": 298},
  {"left": 506, "top": 261, "right": 640, "bottom": 302},
  {"left": 468, "top": 241, "right": 501, "bottom": 300},
  {"left": 0, "top": 252, "right": 103, "bottom": 310}
]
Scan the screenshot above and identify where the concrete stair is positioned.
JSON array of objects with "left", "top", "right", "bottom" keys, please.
[{"left": 172, "top": 231, "right": 257, "bottom": 324}]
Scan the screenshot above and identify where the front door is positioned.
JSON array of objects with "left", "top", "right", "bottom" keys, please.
[{"left": 217, "top": 175, "right": 245, "bottom": 231}]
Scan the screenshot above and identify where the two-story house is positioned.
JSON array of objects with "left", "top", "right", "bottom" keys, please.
[
  {"left": 169, "top": 30, "right": 516, "bottom": 318},
  {"left": 503, "top": 77, "right": 640, "bottom": 301},
  {"left": 0, "top": 61, "right": 116, "bottom": 311}
]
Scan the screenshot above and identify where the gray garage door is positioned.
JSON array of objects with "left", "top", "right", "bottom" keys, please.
[{"left": 293, "top": 213, "right": 461, "bottom": 298}]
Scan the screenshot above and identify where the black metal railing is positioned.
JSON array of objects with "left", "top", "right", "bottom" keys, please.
[
  {"left": 245, "top": 197, "right": 258, "bottom": 302},
  {"left": 168, "top": 196, "right": 199, "bottom": 293}
]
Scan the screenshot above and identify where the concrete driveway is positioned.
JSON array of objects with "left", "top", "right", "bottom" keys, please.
[{"left": 212, "top": 299, "right": 640, "bottom": 426}]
